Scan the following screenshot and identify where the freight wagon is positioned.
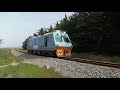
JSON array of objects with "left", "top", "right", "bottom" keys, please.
[{"left": 27, "top": 30, "right": 73, "bottom": 57}]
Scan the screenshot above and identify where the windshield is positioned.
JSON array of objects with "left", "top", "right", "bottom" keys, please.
[
  {"left": 55, "top": 36, "right": 62, "bottom": 42},
  {"left": 63, "top": 35, "right": 70, "bottom": 43},
  {"left": 63, "top": 37, "right": 70, "bottom": 43}
]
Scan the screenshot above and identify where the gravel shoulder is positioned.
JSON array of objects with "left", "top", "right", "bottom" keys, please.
[{"left": 11, "top": 49, "right": 120, "bottom": 78}]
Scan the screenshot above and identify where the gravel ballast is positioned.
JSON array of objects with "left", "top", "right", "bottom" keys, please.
[{"left": 11, "top": 49, "right": 120, "bottom": 78}]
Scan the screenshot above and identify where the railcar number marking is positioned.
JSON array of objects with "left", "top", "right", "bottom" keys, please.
[{"left": 33, "top": 45, "right": 38, "bottom": 49}]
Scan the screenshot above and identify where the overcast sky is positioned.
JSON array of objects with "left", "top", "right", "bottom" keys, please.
[{"left": 0, "top": 12, "right": 74, "bottom": 48}]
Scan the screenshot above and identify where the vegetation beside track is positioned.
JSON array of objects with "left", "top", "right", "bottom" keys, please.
[
  {"left": 0, "top": 63, "right": 64, "bottom": 78},
  {"left": 0, "top": 49, "right": 22, "bottom": 66},
  {"left": 71, "top": 52, "right": 120, "bottom": 64},
  {"left": 0, "top": 49, "right": 64, "bottom": 78}
]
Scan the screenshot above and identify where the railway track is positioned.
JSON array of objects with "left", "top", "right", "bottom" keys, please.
[
  {"left": 16, "top": 49, "right": 120, "bottom": 69},
  {"left": 62, "top": 57, "right": 120, "bottom": 69}
]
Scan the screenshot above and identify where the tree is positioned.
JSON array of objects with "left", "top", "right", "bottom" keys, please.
[
  {"left": 38, "top": 28, "right": 45, "bottom": 35},
  {"left": 44, "top": 28, "right": 48, "bottom": 33},
  {"left": 58, "top": 14, "right": 69, "bottom": 31},
  {"left": 22, "top": 37, "right": 30, "bottom": 49},
  {"left": 53, "top": 12, "right": 112, "bottom": 52},
  {"left": 33, "top": 33, "right": 38, "bottom": 37},
  {"left": 22, "top": 12, "right": 116, "bottom": 53},
  {"left": 48, "top": 25, "right": 53, "bottom": 32},
  {"left": 43, "top": 28, "right": 48, "bottom": 34},
  {"left": 55, "top": 21, "right": 60, "bottom": 30}
]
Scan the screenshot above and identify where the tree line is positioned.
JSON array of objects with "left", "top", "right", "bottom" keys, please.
[{"left": 22, "top": 12, "right": 120, "bottom": 54}]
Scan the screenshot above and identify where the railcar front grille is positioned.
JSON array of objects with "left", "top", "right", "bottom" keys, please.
[{"left": 56, "top": 46, "right": 72, "bottom": 57}]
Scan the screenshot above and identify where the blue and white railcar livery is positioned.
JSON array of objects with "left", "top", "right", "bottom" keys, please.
[{"left": 27, "top": 30, "right": 73, "bottom": 57}]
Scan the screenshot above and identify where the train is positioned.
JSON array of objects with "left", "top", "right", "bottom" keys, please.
[{"left": 27, "top": 30, "right": 73, "bottom": 57}]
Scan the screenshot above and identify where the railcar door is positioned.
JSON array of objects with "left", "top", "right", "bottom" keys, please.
[{"left": 44, "top": 36, "right": 47, "bottom": 47}]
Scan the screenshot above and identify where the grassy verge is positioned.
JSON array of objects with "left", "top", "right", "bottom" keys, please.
[
  {"left": 71, "top": 52, "right": 120, "bottom": 64},
  {"left": 0, "top": 49, "right": 22, "bottom": 66},
  {"left": 0, "top": 49, "right": 65, "bottom": 78},
  {"left": 71, "top": 52, "right": 92, "bottom": 59},
  {"left": 0, "top": 63, "right": 64, "bottom": 78}
]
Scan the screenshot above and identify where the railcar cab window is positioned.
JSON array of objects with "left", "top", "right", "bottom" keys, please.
[{"left": 63, "top": 35, "right": 70, "bottom": 43}]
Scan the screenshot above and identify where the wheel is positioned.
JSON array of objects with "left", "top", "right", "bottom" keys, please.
[
  {"left": 52, "top": 53, "right": 58, "bottom": 58},
  {"left": 28, "top": 50, "right": 31, "bottom": 54},
  {"left": 37, "top": 51, "right": 41, "bottom": 55},
  {"left": 31, "top": 50, "right": 33, "bottom": 54},
  {"left": 44, "top": 52, "right": 48, "bottom": 57},
  {"left": 33, "top": 50, "right": 37, "bottom": 55}
]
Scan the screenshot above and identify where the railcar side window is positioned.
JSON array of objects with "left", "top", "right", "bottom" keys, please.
[{"left": 55, "top": 36, "right": 62, "bottom": 42}]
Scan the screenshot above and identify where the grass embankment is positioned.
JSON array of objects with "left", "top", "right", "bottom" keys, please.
[
  {"left": 0, "top": 49, "right": 22, "bottom": 66},
  {"left": 71, "top": 52, "right": 120, "bottom": 64},
  {"left": 0, "top": 49, "right": 64, "bottom": 78},
  {"left": 0, "top": 63, "right": 64, "bottom": 78}
]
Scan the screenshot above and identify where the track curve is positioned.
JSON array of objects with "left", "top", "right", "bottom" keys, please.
[{"left": 11, "top": 49, "right": 120, "bottom": 78}]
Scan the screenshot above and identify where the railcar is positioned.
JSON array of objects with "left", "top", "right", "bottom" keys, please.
[{"left": 27, "top": 30, "right": 73, "bottom": 57}]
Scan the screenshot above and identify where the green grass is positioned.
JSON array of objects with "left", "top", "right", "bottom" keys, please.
[
  {"left": 0, "top": 49, "right": 65, "bottom": 78},
  {"left": 71, "top": 52, "right": 92, "bottom": 59},
  {"left": 0, "top": 63, "right": 64, "bottom": 78},
  {"left": 0, "top": 50, "right": 22, "bottom": 66},
  {"left": 71, "top": 52, "right": 120, "bottom": 64}
]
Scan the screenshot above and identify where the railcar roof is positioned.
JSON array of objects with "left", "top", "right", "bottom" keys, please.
[{"left": 29, "top": 30, "right": 67, "bottom": 39}]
